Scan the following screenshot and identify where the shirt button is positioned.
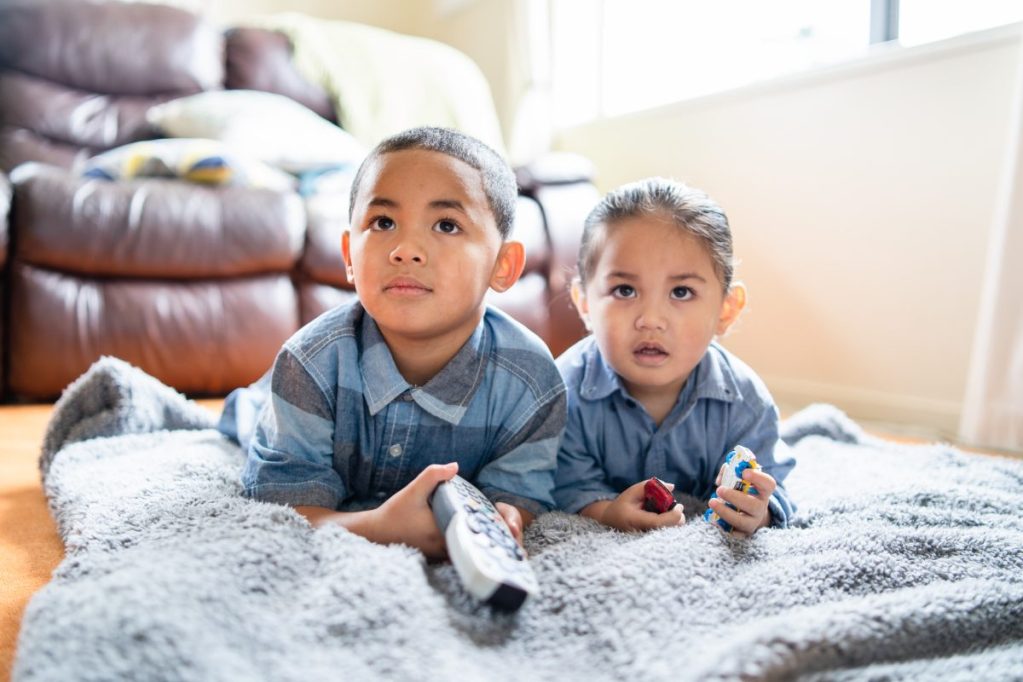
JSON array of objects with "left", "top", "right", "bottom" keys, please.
[
  {"left": 376, "top": 491, "right": 387, "bottom": 499},
  {"left": 402, "top": 393, "right": 414, "bottom": 402},
  {"left": 388, "top": 444, "right": 403, "bottom": 457}
]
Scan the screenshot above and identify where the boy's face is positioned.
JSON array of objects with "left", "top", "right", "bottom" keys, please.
[
  {"left": 573, "top": 215, "right": 745, "bottom": 402},
  {"left": 343, "top": 149, "right": 522, "bottom": 351}
]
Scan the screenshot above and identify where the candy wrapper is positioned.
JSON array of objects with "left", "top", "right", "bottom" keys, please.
[{"left": 704, "top": 445, "right": 760, "bottom": 532}]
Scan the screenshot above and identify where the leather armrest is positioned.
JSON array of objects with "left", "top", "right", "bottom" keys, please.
[{"left": 0, "top": 170, "right": 10, "bottom": 269}]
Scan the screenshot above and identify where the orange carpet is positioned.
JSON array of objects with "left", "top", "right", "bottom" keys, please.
[{"left": 0, "top": 405, "right": 63, "bottom": 682}]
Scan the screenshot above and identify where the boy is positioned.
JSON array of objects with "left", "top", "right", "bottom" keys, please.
[{"left": 218, "top": 127, "right": 566, "bottom": 559}]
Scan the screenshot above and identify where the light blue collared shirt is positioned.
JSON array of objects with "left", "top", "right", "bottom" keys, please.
[
  {"left": 219, "top": 301, "right": 567, "bottom": 517},
  {"left": 552, "top": 336, "right": 796, "bottom": 526}
]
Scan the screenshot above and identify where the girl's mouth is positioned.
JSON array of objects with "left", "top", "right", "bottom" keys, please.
[{"left": 633, "top": 342, "right": 669, "bottom": 364}]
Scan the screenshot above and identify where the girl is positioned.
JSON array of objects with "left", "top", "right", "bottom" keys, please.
[{"left": 553, "top": 178, "right": 795, "bottom": 537}]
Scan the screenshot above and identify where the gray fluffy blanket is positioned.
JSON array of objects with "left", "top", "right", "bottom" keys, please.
[{"left": 14, "top": 357, "right": 1023, "bottom": 681}]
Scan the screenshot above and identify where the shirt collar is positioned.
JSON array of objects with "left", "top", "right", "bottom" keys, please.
[
  {"left": 360, "top": 315, "right": 488, "bottom": 424},
  {"left": 579, "top": 339, "right": 742, "bottom": 405}
]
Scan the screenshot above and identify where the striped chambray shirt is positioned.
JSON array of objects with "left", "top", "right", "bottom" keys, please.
[
  {"left": 218, "top": 301, "right": 567, "bottom": 516},
  {"left": 553, "top": 336, "right": 796, "bottom": 526}
]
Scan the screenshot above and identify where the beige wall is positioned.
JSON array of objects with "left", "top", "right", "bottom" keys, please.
[{"left": 557, "top": 29, "right": 1023, "bottom": 438}]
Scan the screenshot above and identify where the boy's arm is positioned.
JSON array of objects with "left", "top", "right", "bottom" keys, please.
[
  {"left": 297, "top": 463, "right": 459, "bottom": 560},
  {"left": 241, "top": 349, "right": 348, "bottom": 509},
  {"left": 475, "top": 386, "right": 568, "bottom": 521}
]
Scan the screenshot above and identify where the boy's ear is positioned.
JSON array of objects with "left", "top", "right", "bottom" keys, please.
[
  {"left": 341, "top": 230, "right": 355, "bottom": 280},
  {"left": 570, "top": 279, "right": 592, "bottom": 331},
  {"left": 489, "top": 240, "right": 526, "bottom": 293},
  {"left": 716, "top": 282, "right": 747, "bottom": 335}
]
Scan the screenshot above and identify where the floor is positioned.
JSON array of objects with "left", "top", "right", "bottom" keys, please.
[{"left": 0, "top": 401, "right": 221, "bottom": 681}]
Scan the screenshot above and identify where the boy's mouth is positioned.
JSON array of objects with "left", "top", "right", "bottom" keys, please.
[
  {"left": 384, "top": 276, "right": 432, "bottom": 296},
  {"left": 633, "top": 341, "right": 669, "bottom": 365}
]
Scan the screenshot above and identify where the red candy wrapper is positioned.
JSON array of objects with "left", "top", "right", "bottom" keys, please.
[{"left": 643, "top": 477, "right": 678, "bottom": 514}]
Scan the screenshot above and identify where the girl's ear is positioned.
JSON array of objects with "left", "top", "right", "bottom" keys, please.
[
  {"left": 570, "top": 279, "right": 592, "bottom": 331},
  {"left": 489, "top": 240, "right": 526, "bottom": 293},
  {"left": 341, "top": 230, "right": 355, "bottom": 280},
  {"left": 716, "top": 282, "right": 747, "bottom": 335}
]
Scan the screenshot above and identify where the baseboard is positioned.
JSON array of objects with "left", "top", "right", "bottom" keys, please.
[{"left": 765, "top": 375, "right": 963, "bottom": 443}]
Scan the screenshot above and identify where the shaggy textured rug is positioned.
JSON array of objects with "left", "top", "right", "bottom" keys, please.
[{"left": 14, "top": 357, "right": 1023, "bottom": 681}]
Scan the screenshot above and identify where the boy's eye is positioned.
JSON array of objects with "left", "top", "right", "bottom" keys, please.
[
  {"left": 433, "top": 219, "right": 461, "bottom": 235},
  {"left": 371, "top": 216, "right": 395, "bottom": 231},
  {"left": 610, "top": 284, "right": 636, "bottom": 299},
  {"left": 671, "top": 286, "right": 694, "bottom": 301}
]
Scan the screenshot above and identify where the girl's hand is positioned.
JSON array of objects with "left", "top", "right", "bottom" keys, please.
[
  {"left": 495, "top": 502, "right": 525, "bottom": 550},
  {"left": 707, "top": 469, "right": 776, "bottom": 537},
  {"left": 586, "top": 480, "right": 684, "bottom": 532}
]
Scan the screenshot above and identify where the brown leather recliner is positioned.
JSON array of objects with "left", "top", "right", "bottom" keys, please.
[{"left": 0, "top": 1, "right": 596, "bottom": 401}]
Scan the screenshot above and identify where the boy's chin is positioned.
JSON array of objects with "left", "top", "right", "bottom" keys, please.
[{"left": 370, "top": 307, "right": 485, "bottom": 342}]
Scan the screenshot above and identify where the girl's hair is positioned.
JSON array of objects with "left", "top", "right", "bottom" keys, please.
[
  {"left": 348, "top": 126, "right": 517, "bottom": 239},
  {"left": 577, "top": 177, "right": 735, "bottom": 292}
]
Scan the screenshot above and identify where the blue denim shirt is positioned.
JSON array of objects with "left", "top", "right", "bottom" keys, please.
[
  {"left": 218, "top": 301, "right": 566, "bottom": 517},
  {"left": 552, "top": 337, "right": 796, "bottom": 526}
]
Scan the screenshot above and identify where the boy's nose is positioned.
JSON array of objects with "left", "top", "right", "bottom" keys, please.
[{"left": 389, "top": 240, "right": 426, "bottom": 265}]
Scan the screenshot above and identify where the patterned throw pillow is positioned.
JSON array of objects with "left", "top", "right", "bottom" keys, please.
[
  {"left": 146, "top": 90, "right": 367, "bottom": 174},
  {"left": 81, "top": 138, "right": 296, "bottom": 191}
]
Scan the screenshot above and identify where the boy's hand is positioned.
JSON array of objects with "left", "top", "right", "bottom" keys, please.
[
  {"left": 707, "top": 469, "right": 777, "bottom": 537},
  {"left": 584, "top": 481, "right": 684, "bottom": 532},
  {"left": 371, "top": 462, "right": 459, "bottom": 560}
]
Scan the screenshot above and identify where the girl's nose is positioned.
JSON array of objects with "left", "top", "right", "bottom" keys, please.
[{"left": 635, "top": 303, "right": 668, "bottom": 331}]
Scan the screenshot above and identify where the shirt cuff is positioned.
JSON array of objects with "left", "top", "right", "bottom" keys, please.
[
  {"left": 244, "top": 481, "right": 341, "bottom": 509},
  {"left": 480, "top": 487, "right": 549, "bottom": 518},
  {"left": 767, "top": 494, "right": 788, "bottom": 529},
  {"left": 558, "top": 490, "right": 619, "bottom": 515}
]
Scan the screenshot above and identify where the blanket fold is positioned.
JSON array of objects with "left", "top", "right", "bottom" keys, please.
[{"left": 15, "top": 357, "right": 1023, "bottom": 681}]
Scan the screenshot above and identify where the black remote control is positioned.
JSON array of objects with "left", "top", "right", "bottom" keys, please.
[{"left": 429, "top": 475, "right": 538, "bottom": 611}]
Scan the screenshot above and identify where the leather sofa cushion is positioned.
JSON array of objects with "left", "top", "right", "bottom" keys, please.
[
  {"left": 9, "top": 264, "right": 299, "bottom": 398},
  {"left": 13, "top": 165, "right": 305, "bottom": 278},
  {"left": 225, "top": 28, "right": 336, "bottom": 124},
  {"left": 0, "top": 2, "right": 222, "bottom": 96},
  {"left": 0, "top": 127, "right": 88, "bottom": 173},
  {"left": 0, "top": 72, "right": 162, "bottom": 149}
]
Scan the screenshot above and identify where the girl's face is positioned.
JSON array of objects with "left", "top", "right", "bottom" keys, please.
[{"left": 573, "top": 214, "right": 745, "bottom": 405}]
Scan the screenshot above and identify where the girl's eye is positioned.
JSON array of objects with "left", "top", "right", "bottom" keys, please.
[
  {"left": 434, "top": 219, "right": 461, "bottom": 235},
  {"left": 371, "top": 216, "right": 395, "bottom": 231},
  {"left": 671, "top": 286, "right": 694, "bottom": 301},
  {"left": 611, "top": 284, "right": 636, "bottom": 299}
]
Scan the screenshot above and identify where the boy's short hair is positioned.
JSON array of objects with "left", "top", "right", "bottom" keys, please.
[
  {"left": 348, "top": 126, "right": 518, "bottom": 240},
  {"left": 577, "top": 177, "right": 735, "bottom": 292}
]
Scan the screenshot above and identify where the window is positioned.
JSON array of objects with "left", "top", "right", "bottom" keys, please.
[{"left": 548, "top": 0, "right": 1023, "bottom": 127}]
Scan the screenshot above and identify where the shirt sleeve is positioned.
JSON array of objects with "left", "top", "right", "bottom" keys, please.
[
  {"left": 724, "top": 400, "right": 797, "bottom": 528},
  {"left": 476, "top": 385, "right": 566, "bottom": 518},
  {"left": 552, "top": 397, "right": 619, "bottom": 514},
  {"left": 240, "top": 348, "right": 345, "bottom": 509}
]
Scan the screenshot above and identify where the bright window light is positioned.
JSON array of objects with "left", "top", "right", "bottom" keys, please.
[
  {"left": 548, "top": 0, "right": 1023, "bottom": 127},
  {"left": 899, "top": 0, "right": 1023, "bottom": 47}
]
